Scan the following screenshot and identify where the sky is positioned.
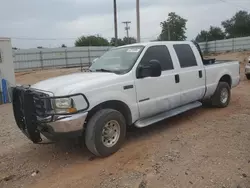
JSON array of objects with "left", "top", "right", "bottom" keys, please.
[{"left": 0, "top": 0, "right": 249, "bottom": 49}]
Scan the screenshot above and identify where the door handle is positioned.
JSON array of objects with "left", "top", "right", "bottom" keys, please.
[
  {"left": 175, "top": 74, "right": 180, "bottom": 83},
  {"left": 199, "top": 70, "right": 202, "bottom": 78}
]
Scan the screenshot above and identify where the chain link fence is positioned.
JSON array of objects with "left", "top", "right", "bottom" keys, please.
[
  {"left": 12, "top": 36, "right": 250, "bottom": 72},
  {"left": 13, "top": 46, "right": 112, "bottom": 72},
  {"left": 199, "top": 36, "right": 250, "bottom": 53}
]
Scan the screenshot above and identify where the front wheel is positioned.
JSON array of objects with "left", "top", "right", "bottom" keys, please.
[
  {"left": 246, "top": 74, "right": 250, "bottom": 80},
  {"left": 85, "top": 109, "right": 126, "bottom": 157},
  {"left": 211, "top": 82, "right": 231, "bottom": 108}
]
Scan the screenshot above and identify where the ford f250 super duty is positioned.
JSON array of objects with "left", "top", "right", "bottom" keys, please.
[{"left": 12, "top": 41, "right": 240, "bottom": 157}]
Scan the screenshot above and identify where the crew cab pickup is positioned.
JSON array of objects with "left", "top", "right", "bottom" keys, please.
[{"left": 12, "top": 41, "right": 240, "bottom": 157}]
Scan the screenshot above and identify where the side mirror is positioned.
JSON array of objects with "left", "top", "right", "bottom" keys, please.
[
  {"left": 149, "top": 60, "right": 162, "bottom": 77},
  {"left": 138, "top": 60, "right": 162, "bottom": 78}
]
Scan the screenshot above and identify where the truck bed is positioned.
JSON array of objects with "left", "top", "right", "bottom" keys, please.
[
  {"left": 204, "top": 59, "right": 237, "bottom": 65},
  {"left": 203, "top": 60, "right": 240, "bottom": 98},
  {"left": 203, "top": 58, "right": 236, "bottom": 65}
]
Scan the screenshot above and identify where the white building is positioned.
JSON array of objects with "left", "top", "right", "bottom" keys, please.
[
  {"left": 0, "top": 37, "right": 15, "bottom": 86},
  {"left": 0, "top": 38, "right": 15, "bottom": 103}
]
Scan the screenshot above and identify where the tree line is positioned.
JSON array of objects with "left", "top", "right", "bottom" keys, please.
[
  {"left": 196, "top": 11, "right": 250, "bottom": 42},
  {"left": 74, "top": 10, "right": 250, "bottom": 46},
  {"left": 75, "top": 36, "right": 137, "bottom": 47}
]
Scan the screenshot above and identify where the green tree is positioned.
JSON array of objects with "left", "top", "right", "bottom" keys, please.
[
  {"left": 195, "top": 30, "right": 209, "bottom": 42},
  {"left": 75, "top": 35, "right": 109, "bottom": 46},
  {"left": 209, "top": 26, "right": 225, "bottom": 40},
  {"left": 110, "top": 37, "right": 137, "bottom": 46},
  {"left": 222, "top": 11, "right": 250, "bottom": 38},
  {"left": 158, "top": 12, "right": 187, "bottom": 41},
  {"left": 110, "top": 38, "right": 124, "bottom": 46},
  {"left": 195, "top": 26, "right": 225, "bottom": 42},
  {"left": 123, "top": 37, "right": 137, "bottom": 45},
  {"left": 61, "top": 44, "right": 67, "bottom": 48}
]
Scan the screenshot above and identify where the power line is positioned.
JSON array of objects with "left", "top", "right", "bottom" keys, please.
[{"left": 217, "top": 0, "right": 250, "bottom": 11}]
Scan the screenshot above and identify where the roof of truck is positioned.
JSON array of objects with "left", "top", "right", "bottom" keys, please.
[{"left": 121, "top": 41, "right": 193, "bottom": 48}]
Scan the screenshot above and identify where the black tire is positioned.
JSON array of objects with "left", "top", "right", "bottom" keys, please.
[
  {"left": 246, "top": 74, "right": 250, "bottom": 80},
  {"left": 85, "top": 109, "right": 126, "bottom": 157},
  {"left": 211, "top": 82, "right": 231, "bottom": 108}
]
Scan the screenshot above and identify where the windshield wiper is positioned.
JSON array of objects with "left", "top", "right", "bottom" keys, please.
[{"left": 95, "top": 69, "right": 114, "bottom": 73}]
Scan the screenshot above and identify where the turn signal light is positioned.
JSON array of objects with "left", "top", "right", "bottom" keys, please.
[{"left": 68, "top": 108, "right": 77, "bottom": 113}]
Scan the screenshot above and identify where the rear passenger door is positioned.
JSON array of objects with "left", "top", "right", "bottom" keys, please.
[
  {"left": 135, "top": 45, "right": 181, "bottom": 118},
  {"left": 173, "top": 44, "right": 205, "bottom": 105}
]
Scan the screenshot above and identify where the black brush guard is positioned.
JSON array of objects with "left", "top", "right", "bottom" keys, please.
[
  {"left": 12, "top": 86, "right": 90, "bottom": 143},
  {"left": 12, "top": 86, "right": 52, "bottom": 143}
]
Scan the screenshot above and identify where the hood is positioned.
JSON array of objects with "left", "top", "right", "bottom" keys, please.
[{"left": 31, "top": 72, "right": 119, "bottom": 95}]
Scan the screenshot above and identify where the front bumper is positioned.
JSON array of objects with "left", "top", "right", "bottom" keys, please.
[
  {"left": 38, "top": 112, "right": 88, "bottom": 140},
  {"left": 38, "top": 112, "right": 88, "bottom": 141},
  {"left": 43, "top": 112, "right": 88, "bottom": 133},
  {"left": 12, "top": 86, "right": 89, "bottom": 143}
]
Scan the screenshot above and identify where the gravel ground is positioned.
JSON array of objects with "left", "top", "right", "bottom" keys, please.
[{"left": 0, "top": 52, "right": 250, "bottom": 188}]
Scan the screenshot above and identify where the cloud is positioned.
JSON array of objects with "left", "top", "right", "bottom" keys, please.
[{"left": 0, "top": 0, "right": 249, "bottom": 48}]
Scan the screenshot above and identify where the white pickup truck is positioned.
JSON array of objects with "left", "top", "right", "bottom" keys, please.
[{"left": 12, "top": 41, "right": 240, "bottom": 157}]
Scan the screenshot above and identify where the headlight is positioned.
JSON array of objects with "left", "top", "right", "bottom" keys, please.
[
  {"left": 54, "top": 98, "right": 73, "bottom": 109},
  {"left": 53, "top": 98, "right": 77, "bottom": 114},
  {"left": 51, "top": 94, "right": 89, "bottom": 115}
]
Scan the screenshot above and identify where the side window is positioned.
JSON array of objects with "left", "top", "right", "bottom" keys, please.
[
  {"left": 140, "top": 45, "right": 174, "bottom": 71},
  {"left": 173, "top": 44, "right": 198, "bottom": 68}
]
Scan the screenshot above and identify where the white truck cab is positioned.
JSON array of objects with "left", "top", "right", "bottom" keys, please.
[{"left": 12, "top": 41, "right": 240, "bottom": 157}]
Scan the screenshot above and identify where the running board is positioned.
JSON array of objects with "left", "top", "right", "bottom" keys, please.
[{"left": 135, "top": 101, "right": 202, "bottom": 128}]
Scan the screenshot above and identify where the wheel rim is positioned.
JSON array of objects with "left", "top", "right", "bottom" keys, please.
[
  {"left": 102, "top": 120, "right": 120, "bottom": 148},
  {"left": 220, "top": 88, "right": 229, "bottom": 104}
]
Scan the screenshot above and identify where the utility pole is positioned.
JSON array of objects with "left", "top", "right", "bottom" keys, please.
[
  {"left": 122, "top": 21, "right": 131, "bottom": 44},
  {"left": 168, "top": 23, "right": 171, "bottom": 41},
  {"left": 113, "top": 0, "right": 118, "bottom": 46},
  {"left": 136, "top": 0, "right": 141, "bottom": 43},
  {"left": 122, "top": 21, "right": 131, "bottom": 38}
]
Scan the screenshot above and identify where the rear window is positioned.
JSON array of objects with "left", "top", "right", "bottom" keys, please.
[{"left": 173, "top": 44, "right": 198, "bottom": 68}]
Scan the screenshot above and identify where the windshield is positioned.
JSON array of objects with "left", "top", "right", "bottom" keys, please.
[{"left": 89, "top": 46, "right": 144, "bottom": 74}]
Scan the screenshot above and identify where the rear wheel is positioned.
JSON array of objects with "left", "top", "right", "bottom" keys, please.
[
  {"left": 85, "top": 109, "right": 126, "bottom": 157},
  {"left": 246, "top": 74, "right": 250, "bottom": 80},
  {"left": 211, "top": 82, "right": 231, "bottom": 108}
]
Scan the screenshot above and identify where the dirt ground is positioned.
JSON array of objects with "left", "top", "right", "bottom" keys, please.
[{"left": 0, "top": 51, "right": 250, "bottom": 188}]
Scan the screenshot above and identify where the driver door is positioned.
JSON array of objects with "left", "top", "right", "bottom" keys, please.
[{"left": 135, "top": 45, "right": 182, "bottom": 119}]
